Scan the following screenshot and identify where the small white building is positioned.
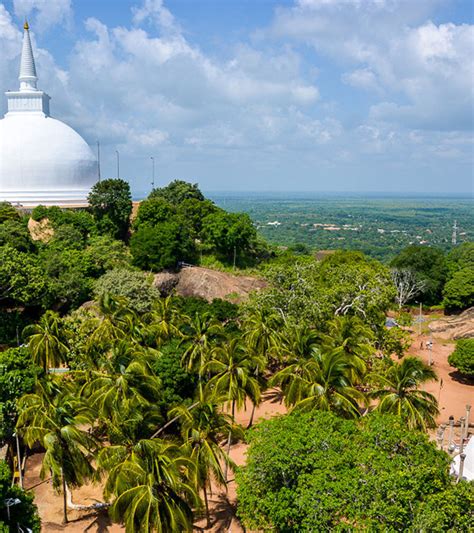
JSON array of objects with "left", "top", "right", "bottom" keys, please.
[{"left": 0, "top": 22, "right": 97, "bottom": 206}]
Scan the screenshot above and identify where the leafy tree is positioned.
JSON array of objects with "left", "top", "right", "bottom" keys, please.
[
  {"left": 39, "top": 247, "right": 93, "bottom": 309},
  {"left": 236, "top": 411, "right": 466, "bottom": 532},
  {"left": 84, "top": 235, "right": 132, "bottom": 277},
  {"left": 16, "top": 384, "right": 98, "bottom": 523},
  {"left": 445, "top": 242, "right": 474, "bottom": 277},
  {"left": 99, "top": 438, "right": 199, "bottom": 532},
  {"left": 411, "top": 479, "right": 474, "bottom": 532},
  {"left": 150, "top": 179, "right": 205, "bottom": 205},
  {"left": 252, "top": 251, "right": 394, "bottom": 326},
  {"left": 133, "top": 197, "right": 177, "bottom": 229},
  {"left": 0, "top": 202, "right": 20, "bottom": 223},
  {"left": 88, "top": 178, "right": 132, "bottom": 240},
  {"left": 177, "top": 198, "right": 217, "bottom": 238},
  {"left": 370, "top": 356, "right": 439, "bottom": 430},
  {"left": 0, "top": 218, "right": 35, "bottom": 252},
  {"left": 443, "top": 267, "right": 474, "bottom": 311},
  {"left": 0, "top": 460, "right": 40, "bottom": 532},
  {"left": 390, "top": 246, "right": 447, "bottom": 305},
  {"left": 0, "top": 347, "right": 41, "bottom": 442},
  {"left": 200, "top": 210, "right": 258, "bottom": 265},
  {"left": 130, "top": 222, "right": 196, "bottom": 271},
  {"left": 448, "top": 338, "right": 474, "bottom": 377},
  {"left": 0, "top": 245, "right": 46, "bottom": 307},
  {"left": 94, "top": 268, "right": 160, "bottom": 313}
]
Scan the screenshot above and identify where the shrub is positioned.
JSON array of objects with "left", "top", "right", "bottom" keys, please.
[
  {"left": 448, "top": 339, "right": 474, "bottom": 377},
  {"left": 94, "top": 268, "right": 160, "bottom": 313}
]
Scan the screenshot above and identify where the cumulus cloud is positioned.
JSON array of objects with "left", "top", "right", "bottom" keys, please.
[
  {"left": 270, "top": 0, "right": 474, "bottom": 131},
  {"left": 13, "top": 0, "right": 72, "bottom": 30},
  {"left": 0, "top": 0, "right": 472, "bottom": 193}
]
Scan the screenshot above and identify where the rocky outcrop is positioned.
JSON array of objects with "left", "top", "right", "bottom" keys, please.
[
  {"left": 28, "top": 217, "right": 54, "bottom": 242},
  {"left": 153, "top": 266, "right": 267, "bottom": 303},
  {"left": 429, "top": 307, "right": 474, "bottom": 340}
]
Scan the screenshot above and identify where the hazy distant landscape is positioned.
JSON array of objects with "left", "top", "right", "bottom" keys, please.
[{"left": 210, "top": 193, "right": 473, "bottom": 261}]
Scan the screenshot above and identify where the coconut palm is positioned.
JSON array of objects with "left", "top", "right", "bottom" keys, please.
[
  {"left": 170, "top": 387, "right": 243, "bottom": 526},
  {"left": 180, "top": 313, "right": 224, "bottom": 375},
  {"left": 243, "top": 308, "right": 283, "bottom": 367},
  {"left": 23, "top": 310, "right": 69, "bottom": 371},
  {"left": 204, "top": 338, "right": 262, "bottom": 479},
  {"left": 143, "top": 296, "right": 182, "bottom": 347},
  {"left": 80, "top": 342, "right": 161, "bottom": 431},
  {"left": 16, "top": 382, "right": 97, "bottom": 523},
  {"left": 270, "top": 347, "right": 366, "bottom": 418},
  {"left": 99, "top": 438, "right": 199, "bottom": 532},
  {"left": 370, "top": 356, "right": 439, "bottom": 430}
]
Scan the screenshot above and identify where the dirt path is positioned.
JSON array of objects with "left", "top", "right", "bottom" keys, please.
[
  {"left": 408, "top": 334, "right": 473, "bottom": 423},
  {"left": 22, "top": 333, "right": 472, "bottom": 532}
]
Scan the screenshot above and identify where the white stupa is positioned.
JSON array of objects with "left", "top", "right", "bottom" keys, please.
[{"left": 0, "top": 22, "right": 97, "bottom": 206}]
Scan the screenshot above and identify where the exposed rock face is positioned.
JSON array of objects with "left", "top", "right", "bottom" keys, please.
[
  {"left": 429, "top": 307, "right": 474, "bottom": 340},
  {"left": 153, "top": 266, "right": 267, "bottom": 303},
  {"left": 28, "top": 217, "right": 54, "bottom": 242}
]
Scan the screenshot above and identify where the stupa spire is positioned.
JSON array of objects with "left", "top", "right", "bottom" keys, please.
[{"left": 19, "top": 20, "right": 38, "bottom": 91}]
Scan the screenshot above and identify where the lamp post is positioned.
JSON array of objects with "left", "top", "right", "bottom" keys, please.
[
  {"left": 151, "top": 156, "right": 155, "bottom": 189},
  {"left": 448, "top": 415, "right": 455, "bottom": 452},
  {"left": 97, "top": 140, "right": 101, "bottom": 182},
  {"left": 13, "top": 432, "right": 22, "bottom": 488},
  {"left": 115, "top": 150, "right": 120, "bottom": 179},
  {"left": 465, "top": 404, "right": 471, "bottom": 440}
]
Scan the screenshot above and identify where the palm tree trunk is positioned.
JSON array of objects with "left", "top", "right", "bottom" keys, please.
[
  {"left": 224, "top": 400, "right": 235, "bottom": 482},
  {"left": 203, "top": 484, "right": 210, "bottom": 528},
  {"left": 247, "top": 402, "right": 256, "bottom": 429},
  {"left": 61, "top": 467, "right": 68, "bottom": 524}
]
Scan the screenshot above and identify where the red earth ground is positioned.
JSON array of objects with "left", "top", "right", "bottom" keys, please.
[{"left": 22, "top": 332, "right": 472, "bottom": 532}]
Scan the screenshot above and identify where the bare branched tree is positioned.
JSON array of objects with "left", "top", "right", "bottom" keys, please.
[{"left": 391, "top": 269, "right": 426, "bottom": 309}]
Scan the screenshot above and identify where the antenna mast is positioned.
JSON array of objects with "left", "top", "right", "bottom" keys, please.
[{"left": 452, "top": 220, "right": 458, "bottom": 245}]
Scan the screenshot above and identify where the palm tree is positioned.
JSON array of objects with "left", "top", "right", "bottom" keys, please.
[
  {"left": 99, "top": 438, "right": 199, "bottom": 532},
  {"left": 270, "top": 347, "right": 366, "bottom": 418},
  {"left": 319, "top": 315, "right": 374, "bottom": 382},
  {"left": 16, "top": 381, "right": 98, "bottom": 523},
  {"left": 243, "top": 308, "right": 282, "bottom": 367},
  {"left": 143, "top": 296, "right": 182, "bottom": 347},
  {"left": 80, "top": 342, "right": 162, "bottom": 432},
  {"left": 204, "top": 338, "right": 262, "bottom": 479},
  {"left": 369, "top": 356, "right": 439, "bottom": 430},
  {"left": 280, "top": 321, "right": 320, "bottom": 362},
  {"left": 23, "top": 310, "right": 69, "bottom": 371},
  {"left": 180, "top": 313, "right": 224, "bottom": 376},
  {"left": 170, "top": 387, "right": 243, "bottom": 527}
]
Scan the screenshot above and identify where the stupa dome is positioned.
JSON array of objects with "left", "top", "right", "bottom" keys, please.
[{"left": 0, "top": 22, "right": 97, "bottom": 206}]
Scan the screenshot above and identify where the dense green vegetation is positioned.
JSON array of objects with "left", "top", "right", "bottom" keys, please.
[
  {"left": 211, "top": 193, "right": 473, "bottom": 261},
  {"left": 0, "top": 184, "right": 472, "bottom": 532},
  {"left": 237, "top": 411, "right": 473, "bottom": 532},
  {"left": 448, "top": 338, "right": 474, "bottom": 377}
]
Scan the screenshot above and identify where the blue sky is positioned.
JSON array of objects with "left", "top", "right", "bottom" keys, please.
[{"left": 0, "top": 0, "right": 473, "bottom": 195}]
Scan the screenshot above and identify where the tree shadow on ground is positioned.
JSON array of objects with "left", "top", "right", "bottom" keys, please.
[
  {"left": 448, "top": 370, "right": 474, "bottom": 385},
  {"left": 194, "top": 492, "right": 241, "bottom": 532}
]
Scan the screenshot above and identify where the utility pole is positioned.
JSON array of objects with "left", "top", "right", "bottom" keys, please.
[
  {"left": 97, "top": 141, "right": 101, "bottom": 182},
  {"left": 452, "top": 220, "right": 458, "bottom": 245},
  {"left": 151, "top": 156, "right": 155, "bottom": 189},
  {"left": 116, "top": 150, "right": 120, "bottom": 179}
]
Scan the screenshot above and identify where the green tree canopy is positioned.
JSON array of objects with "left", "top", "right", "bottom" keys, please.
[
  {"left": 0, "top": 461, "right": 40, "bottom": 532},
  {"left": 149, "top": 179, "right": 205, "bottom": 205},
  {"left": 130, "top": 222, "right": 196, "bottom": 271},
  {"left": 133, "top": 197, "right": 177, "bottom": 229},
  {"left": 0, "top": 245, "right": 46, "bottom": 307},
  {"left": 448, "top": 338, "right": 474, "bottom": 377},
  {"left": 0, "top": 202, "right": 20, "bottom": 223},
  {"left": 88, "top": 179, "right": 132, "bottom": 240},
  {"left": 0, "top": 218, "right": 35, "bottom": 252},
  {"left": 237, "top": 411, "right": 472, "bottom": 532},
  {"left": 390, "top": 245, "right": 447, "bottom": 305},
  {"left": 443, "top": 267, "right": 474, "bottom": 311},
  {"left": 94, "top": 268, "right": 160, "bottom": 313}
]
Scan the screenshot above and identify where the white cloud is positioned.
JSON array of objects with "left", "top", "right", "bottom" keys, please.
[
  {"left": 13, "top": 0, "right": 72, "bottom": 30},
  {"left": 0, "top": 0, "right": 472, "bottom": 193},
  {"left": 270, "top": 0, "right": 474, "bottom": 131}
]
